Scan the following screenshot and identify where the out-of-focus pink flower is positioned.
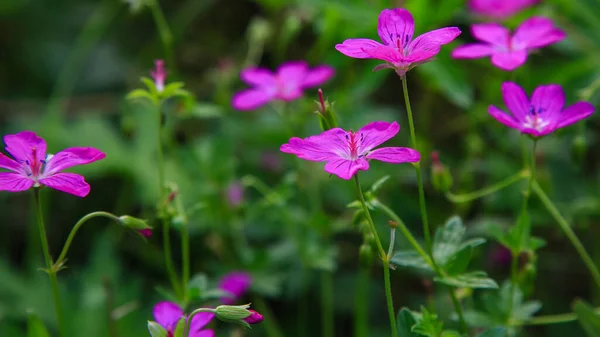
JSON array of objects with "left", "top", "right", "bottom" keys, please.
[
  {"left": 243, "top": 309, "right": 264, "bottom": 324},
  {"left": 488, "top": 82, "right": 595, "bottom": 137},
  {"left": 153, "top": 301, "right": 214, "bottom": 337},
  {"left": 231, "top": 61, "right": 334, "bottom": 111},
  {"left": 489, "top": 245, "right": 512, "bottom": 267},
  {"left": 260, "top": 151, "right": 283, "bottom": 172},
  {"left": 151, "top": 60, "right": 167, "bottom": 92},
  {"left": 226, "top": 181, "right": 244, "bottom": 207},
  {"left": 0, "top": 131, "right": 105, "bottom": 197},
  {"left": 138, "top": 228, "right": 153, "bottom": 237},
  {"left": 335, "top": 8, "right": 461, "bottom": 76},
  {"left": 469, "top": 0, "right": 538, "bottom": 19},
  {"left": 452, "top": 17, "right": 565, "bottom": 71},
  {"left": 280, "top": 121, "right": 420, "bottom": 180},
  {"left": 218, "top": 272, "right": 252, "bottom": 305}
]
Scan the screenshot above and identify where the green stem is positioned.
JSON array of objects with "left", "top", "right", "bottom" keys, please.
[
  {"left": 181, "top": 224, "right": 190, "bottom": 304},
  {"left": 353, "top": 175, "right": 397, "bottom": 337},
  {"left": 518, "top": 307, "right": 600, "bottom": 326},
  {"left": 147, "top": 0, "right": 175, "bottom": 69},
  {"left": 532, "top": 180, "right": 600, "bottom": 289},
  {"left": 387, "top": 227, "right": 396, "bottom": 259},
  {"left": 184, "top": 308, "right": 217, "bottom": 337},
  {"left": 34, "top": 189, "right": 65, "bottom": 337},
  {"left": 445, "top": 170, "right": 529, "bottom": 203},
  {"left": 354, "top": 267, "right": 369, "bottom": 337},
  {"left": 321, "top": 271, "right": 334, "bottom": 337},
  {"left": 400, "top": 75, "right": 432, "bottom": 254},
  {"left": 448, "top": 289, "right": 468, "bottom": 332},
  {"left": 54, "top": 211, "right": 121, "bottom": 268},
  {"left": 253, "top": 296, "right": 285, "bottom": 337}
]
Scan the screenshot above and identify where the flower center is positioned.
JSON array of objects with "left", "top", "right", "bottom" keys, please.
[
  {"left": 345, "top": 130, "right": 364, "bottom": 160},
  {"left": 523, "top": 105, "right": 549, "bottom": 131},
  {"left": 20, "top": 147, "right": 48, "bottom": 183}
]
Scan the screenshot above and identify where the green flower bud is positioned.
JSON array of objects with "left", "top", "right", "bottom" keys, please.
[
  {"left": 119, "top": 215, "right": 151, "bottom": 231},
  {"left": 359, "top": 243, "right": 374, "bottom": 268},
  {"left": 315, "top": 89, "right": 338, "bottom": 131},
  {"left": 215, "top": 304, "right": 252, "bottom": 329},
  {"left": 431, "top": 151, "right": 453, "bottom": 193}
]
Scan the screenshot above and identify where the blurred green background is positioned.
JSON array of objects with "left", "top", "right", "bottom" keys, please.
[{"left": 1, "top": 0, "right": 600, "bottom": 336}]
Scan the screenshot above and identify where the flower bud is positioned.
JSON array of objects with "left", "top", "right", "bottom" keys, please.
[
  {"left": 244, "top": 309, "right": 264, "bottom": 324},
  {"left": 138, "top": 228, "right": 152, "bottom": 237},
  {"left": 359, "top": 243, "right": 374, "bottom": 268},
  {"left": 215, "top": 304, "right": 254, "bottom": 329},
  {"left": 119, "top": 215, "right": 152, "bottom": 231},
  {"left": 315, "top": 89, "right": 338, "bottom": 131},
  {"left": 430, "top": 151, "right": 453, "bottom": 193}
]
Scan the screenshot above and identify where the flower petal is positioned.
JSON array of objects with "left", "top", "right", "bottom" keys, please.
[
  {"left": 231, "top": 89, "right": 275, "bottom": 111},
  {"left": 0, "top": 172, "right": 34, "bottom": 192},
  {"left": 357, "top": 121, "right": 400, "bottom": 153},
  {"left": 377, "top": 8, "right": 414, "bottom": 48},
  {"left": 501, "top": 82, "right": 530, "bottom": 121},
  {"left": 0, "top": 152, "right": 21, "bottom": 171},
  {"left": 189, "top": 312, "right": 215, "bottom": 332},
  {"left": 512, "top": 17, "right": 565, "bottom": 50},
  {"left": 302, "top": 65, "right": 334, "bottom": 88},
  {"left": 4, "top": 131, "right": 47, "bottom": 163},
  {"left": 490, "top": 50, "right": 527, "bottom": 71},
  {"left": 280, "top": 128, "right": 348, "bottom": 161},
  {"left": 277, "top": 61, "right": 309, "bottom": 82},
  {"left": 240, "top": 67, "right": 276, "bottom": 87},
  {"left": 218, "top": 272, "right": 252, "bottom": 305},
  {"left": 407, "top": 27, "right": 461, "bottom": 59},
  {"left": 469, "top": 0, "right": 539, "bottom": 19},
  {"left": 38, "top": 172, "right": 91, "bottom": 197},
  {"left": 364, "top": 45, "right": 402, "bottom": 64},
  {"left": 190, "top": 329, "right": 215, "bottom": 337},
  {"left": 451, "top": 44, "right": 496, "bottom": 58},
  {"left": 335, "top": 39, "right": 385, "bottom": 59},
  {"left": 366, "top": 147, "right": 420, "bottom": 163},
  {"left": 531, "top": 84, "right": 564, "bottom": 117},
  {"left": 152, "top": 301, "right": 184, "bottom": 331},
  {"left": 471, "top": 23, "right": 510, "bottom": 46},
  {"left": 324, "top": 158, "right": 369, "bottom": 180},
  {"left": 556, "top": 102, "right": 594, "bottom": 129},
  {"left": 43, "top": 147, "right": 105, "bottom": 176},
  {"left": 489, "top": 105, "right": 520, "bottom": 129}
]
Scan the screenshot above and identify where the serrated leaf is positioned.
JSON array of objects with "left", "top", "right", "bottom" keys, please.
[
  {"left": 27, "top": 313, "right": 50, "bottom": 337},
  {"left": 148, "top": 321, "right": 168, "bottom": 337},
  {"left": 433, "top": 216, "right": 466, "bottom": 265},
  {"left": 390, "top": 251, "right": 433, "bottom": 272},
  {"left": 573, "top": 299, "right": 600, "bottom": 337},
  {"left": 477, "top": 327, "right": 506, "bottom": 337},
  {"left": 434, "top": 271, "right": 499, "bottom": 289},
  {"left": 412, "top": 307, "right": 444, "bottom": 337},
  {"left": 397, "top": 308, "right": 420, "bottom": 337}
]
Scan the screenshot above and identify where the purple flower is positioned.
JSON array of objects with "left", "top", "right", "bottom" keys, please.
[
  {"left": 218, "top": 272, "right": 252, "bottom": 305},
  {"left": 138, "top": 228, "right": 153, "bottom": 237},
  {"left": 0, "top": 131, "right": 105, "bottom": 197},
  {"left": 231, "top": 61, "right": 334, "bottom": 111},
  {"left": 469, "top": 0, "right": 538, "bottom": 19},
  {"left": 489, "top": 82, "right": 595, "bottom": 137},
  {"left": 153, "top": 301, "right": 214, "bottom": 337},
  {"left": 335, "top": 8, "right": 461, "bottom": 76},
  {"left": 225, "top": 181, "right": 244, "bottom": 207},
  {"left": 452, "top": 17, "right": 565, "bottom": 71},
  {"left": 280, "top": 121, "right": 420, "bottom": 180},
  {"left": 151, "top": 60, "right": 167, "bottom": 92},
  {"left": 244, "top": 309, "right": 264, "bottom": 324}
]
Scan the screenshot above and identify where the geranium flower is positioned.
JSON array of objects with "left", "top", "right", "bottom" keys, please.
[
  {"left": 469, "top": 0, "right": 538, "bottom": 19},
  {"left": 451, "top": 17, "right": 565, "bottom": 71},
  {"left": 231, "top": 61, "right": 334, "bottom": 111},
  {"left": 489, "top": 82, "right": 595, "bottom": 137},
  {"left": 335, "top": 8, "right": 461, "bottom": 76},
  {"left": 153, "top": 302, "right": 214, "bottom": 337},
  {"left": 0, "top": 131, "right": 105, "bottom": 197},
  {"left": 151, "top": 60, "right": 167, "bottom": 93},
  {"left": 218, "top": 271, "right": 252, "bottom": 305},
  {"left": 280, "top": 121, "right": 420, "bottom": 180}
]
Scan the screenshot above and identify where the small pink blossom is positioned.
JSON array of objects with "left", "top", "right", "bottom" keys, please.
[
  {"left": 153, "top": 301, "right": 214, "bottom": 337},
  {"left": 335, "top": 8, "right": 461, "bottom": 76},
  {"left": 0, "top": 131, "right": 105, "bottom": 197},
  {"left": 231, "top": 61, "right": 334, "bottom": 111},
  {"left": 138, "top": 228, "right": 153, "bottom": 237},
  {"left": 218, "top": 271, "right": 252, "bottom": 305},
  {"left": 280, "top": 121, "right": 420, "bottom": 180},
  {"left": 489, "top": 82, "right": 595, "bottom": 137},
  {"left": 225, "top": 181, "right": 244, "bottom": 207},
  {"left": 469, "top": 0, "right": 538, "bottom": 19},
  {"left": 151, "top": 60, "right": 167, "bottom": 92},
  {"left": 244, "top": 309, "right": 264, "bottom": 324},
  {"left": 452, "top": 17, "right": 565, "bottom": 71}
]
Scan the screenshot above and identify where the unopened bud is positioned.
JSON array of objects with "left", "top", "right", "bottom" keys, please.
[
  {"left": 359, "top": 243, "right": 374, "bottom": 268},
  {"left": 119, "top": 215, "right": 152, "bottom": 231},
  {"left": 388, "top": 220, "right": 398, "bottom": 229},
  {"left": 430, "top": 151, "right": 453, "bottom": 193},
  {"left": 215, "top": 304, "right": 255, "bottom": 329},
  {"left": 314, "top": 89, "right": 338, "bottom": 131},
  {"left": 244, "top": 309, "right": 264, "bottom": 324},
  {"left": 138, "top": 228, "right": 153, "bottom": 237}
]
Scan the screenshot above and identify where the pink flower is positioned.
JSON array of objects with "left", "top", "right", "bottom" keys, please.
[
  {"left": 280, "top": 121, "right": 420, "bottom": 180},
  {"left": 218, "top": 272, "right": 252, "bottom": 305},
  {"left": 489, "top": 82, "right": 595, "bottom": 137},
  {"left": 451, "top": 17, "right": 565, "bottom": 71},
  {"left": 225, "top": 181, "right": 244, "bottom": 207},
  {"left": 469, "top": 0, "right": 538, "bottom": 19},
  {"left": 231, "top": 61, "right": 334, "bottom": 111},
  {"left": 151, "top": 60, "right": 167, "bottom": 92},
  {"left": 335, "top": 8, "right": 461, "bottom": 76},
  {"left": 153, "top": 302, "right": 214, "bottom": 337},
  {"left": 138, "top": 228, "right": 153, "bottom": 237},
  {"left": 243, "top": 309, "right": 264, "bottom": 324},
  {"left": 0, "top": 131, "right": 105, "bottom": 197}
]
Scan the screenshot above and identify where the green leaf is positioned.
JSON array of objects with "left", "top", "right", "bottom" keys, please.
[
  {"left": 173, "top": 317, "right": 186, "bottom": 337},
  {"left": 188, "top": 273, "right": 208, "bottom": 300},
  {"left": 148, "top": 321, "right": 168, "bottom": 337},
  {"left": 369, "top": 175, "right": 391, "bottom": 194},
  {"left": 390, "top": 251, "right": 433, "bottom": 272},
  {"left": 418, "top": 52, "right": 474, "bottom": 109},
  {"left": 126, "top": 89, "right": 155, "bottom": 103},
  {"left": 434, "top": 271, "right": 499, "bottom": 289},
  {"left": 444, "top": 246, "right": 473, "bottom": 276},
  {"left": 573, "top": 299, "right": 600, "bottom": 337},
  {"left": 397, "top": 308, "right": 420, "bottom": 337},
  {"left": 188, "top": 103, "right": 225, "bottom": 119},
  {"left": 433, "top": 216, "right": 466, "bottom": 265},
  {"left": 441, "top": 330, "right": 463, "bottom": 337},
  {"left": 27, "top": 313, "right": 50, "bottom": 337},
  {"left": 411, "top": 307, "right": 444, "bottom": 337},
  {"left": 510, "top": 208, "right": 531, "bottom": 253},
  {"left": 477, "top": 327, "right": 507, "bottom": 337},
  {"left": 141, "top": 77, "right": 158, "bottom": 95}
]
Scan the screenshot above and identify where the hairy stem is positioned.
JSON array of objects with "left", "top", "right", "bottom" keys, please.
[{"left": 445, "top": 170, "right": 529, "bottom": 203}]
